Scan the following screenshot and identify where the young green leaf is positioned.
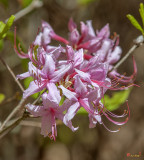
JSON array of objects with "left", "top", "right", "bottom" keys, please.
[
  {"left": 103, "top": 89, "right": 131, "bottom": 111},
  {"left": 127, "top": 14, "right": 144, "bottom": 34},
  {"left": 139, "top": 3, "right": 144, "bottom": 28},
  {"left": 0, "top": 22, "right": 5, "bottom": 34},
  {"left": 0, "top": 15, "right": 15, "bottom": 39}
]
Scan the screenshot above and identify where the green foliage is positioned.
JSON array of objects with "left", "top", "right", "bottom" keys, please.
[
  {"left": 127, "top": 15, "right": 144, "bottom": 34},
  {"left": 127, "top": 3, "right": 144, "bottom": 36},
  {"left": 102, "top": 89, "right": 131, "bottom": 111},
  {"left": 0, "top": 22, "right": 5, "bottom": 34},
  {"left": 0, "top": 15, "right": 15, "bottom": 39},
  {"left": 0, "top": 93, "right": 5, "bottom": 104},
  {"left": 0, "top": 0, "right": 8, "bottom": 8},
  {"left": 139, "top": 3, "right": 144, "bottom": 28},
  {"left": 77, "top": 89, "right": 131, "bottom": 114}
]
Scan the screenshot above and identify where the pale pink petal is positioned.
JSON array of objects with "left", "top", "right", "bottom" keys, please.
[
  {"left": 68, "top": 18, "right": 77, "bottom": 32},
  {"left": 75, "top": 69, "right": 91, "bottom": 83},
  {"left": 63, "top": 102, "right": 80, "bottom": 123},
  {"left": 58, "top": 99, "right": 72, "bottom": 112},
  {"left": 69, "top": 29, "right": 80, "bottom": 45},
  {"left": 47, "top": 83, "right": 61, "bottom": 104},
  {"left": 17, "top": 72, "right": 30, "bottom": 80},
  {"left": 50, "top": 64, "right": 71, "bottom": 83},
  {"left": 28, "top": 62, "right": 41, "bottom": 79},
  {"left": 96, "top": 24, "right": 110, "bottom": 38},
  {"left": 66, "top": 45, "right": 74, "bottom": 60},
  {"left": 96, "top": 40, "right": 111, "bottom": 62},
  {"left": 74, "top": 49, "right": 84, "bottom": 67},
  {"left": 80, "top": 21, "right": 88, "bottom": 39},
  {"left": 42, "top": 54, "right": 55, "bottom": 76},
  {"left": 34, "top": 33, "right": 42, "bottom": 46},
  {"left": 41, "top": 114, "right": 52, "bottom": 137},
  {"left": 26, "top": 104, "right": 44, "bottom": 117},
  {"left": 107, "top": 46, "right": 122, "bottom": 64},
  {"left": 23, "top": 81, "right": 46, "bottom": 99},
  {"left": 42, "top": 92, "right": 58, "bottom": 109},
  {"left": 74, "top": 75, "right": 87, "bottom": 97},
  {"left": 59, "top": 85, "right": 77, "bottom": 101},
  {"left": 89, "top": 114, "right": 97, "bottom": 128},
  {"left": 79, "top": 98, "right": 94, "bottom": 115},
  {"left": 87, "top": 88, "right": 101, "bottom": 102},
  {"left": 86, "top": 20, "right": 95, "bottom": 38}
]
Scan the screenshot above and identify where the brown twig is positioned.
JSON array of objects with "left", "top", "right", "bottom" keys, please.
[
  {"left": 110, "top": 35, "right": 144, "bottom": 72},
  {"left": 0, "top": 98, "right": 27, "bottom": 131},
  {"left": 0, "top": 112, "right": 29, "bottom": 139},
  {"left": 5, "top": 0, "right": 43, "bottom": 23},
  {"left": 0, "top": 56, "right": 24, "bottom": 92}
]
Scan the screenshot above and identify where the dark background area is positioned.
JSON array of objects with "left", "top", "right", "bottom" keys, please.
[{"left": 0, "top": 0, "right": 144, "bottom": 160}]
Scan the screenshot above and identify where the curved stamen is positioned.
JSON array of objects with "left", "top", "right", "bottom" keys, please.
[
  {"left": 14, "top": 27, "right": 29, "bottom": 59},
  {"left": 102, "top": 122, "right": 120, "bottom": 132}
]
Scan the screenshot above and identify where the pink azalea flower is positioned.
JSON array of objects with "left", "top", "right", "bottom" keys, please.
[
  {"left": 26, "top": 83, "right": 77, "bottom": 140},
  {"left": 59, "top": 76, "right": 100, "bottom": 125},
  {"left": 17, "top": 54, "right": 71, "bottom": 98},
  {"left": 15, "top": 18, "right": 135, "bottom": 139}
]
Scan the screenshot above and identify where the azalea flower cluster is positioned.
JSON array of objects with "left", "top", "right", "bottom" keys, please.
[{"left": 15, "top": 19, "right": 136, "bottom": 140}]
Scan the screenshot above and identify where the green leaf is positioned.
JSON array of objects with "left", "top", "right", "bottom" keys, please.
[
  {"left": 139, "top": 3, "right": 144, "bottom": 28},
  {"left": 0, "top": 93, "right": 5, "bottom": 104},
  {"left": 0, "top": 21, "right": 5, "bottom": 33},
  {"left": 127, "top": 14, "right": 144, "bottom": 34},
  {"left": 103, "top": 89, "right": 131, "bottom": 111},
  {"left": 0, "top": 15, "right": 15, "bottom": 39}
]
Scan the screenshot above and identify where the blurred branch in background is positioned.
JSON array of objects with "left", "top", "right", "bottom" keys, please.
[
  {"left": 0, "top": 0, "right": 44, "bottom": 138},
  {"left": 0, "top": 57, "right": 24, "bottom": 92},
  {"left": 6, "top": 0, "right": 43, "bottom": 22},
  {"left": 111, "top": 35, "right": 144, "bottom": 72}
]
